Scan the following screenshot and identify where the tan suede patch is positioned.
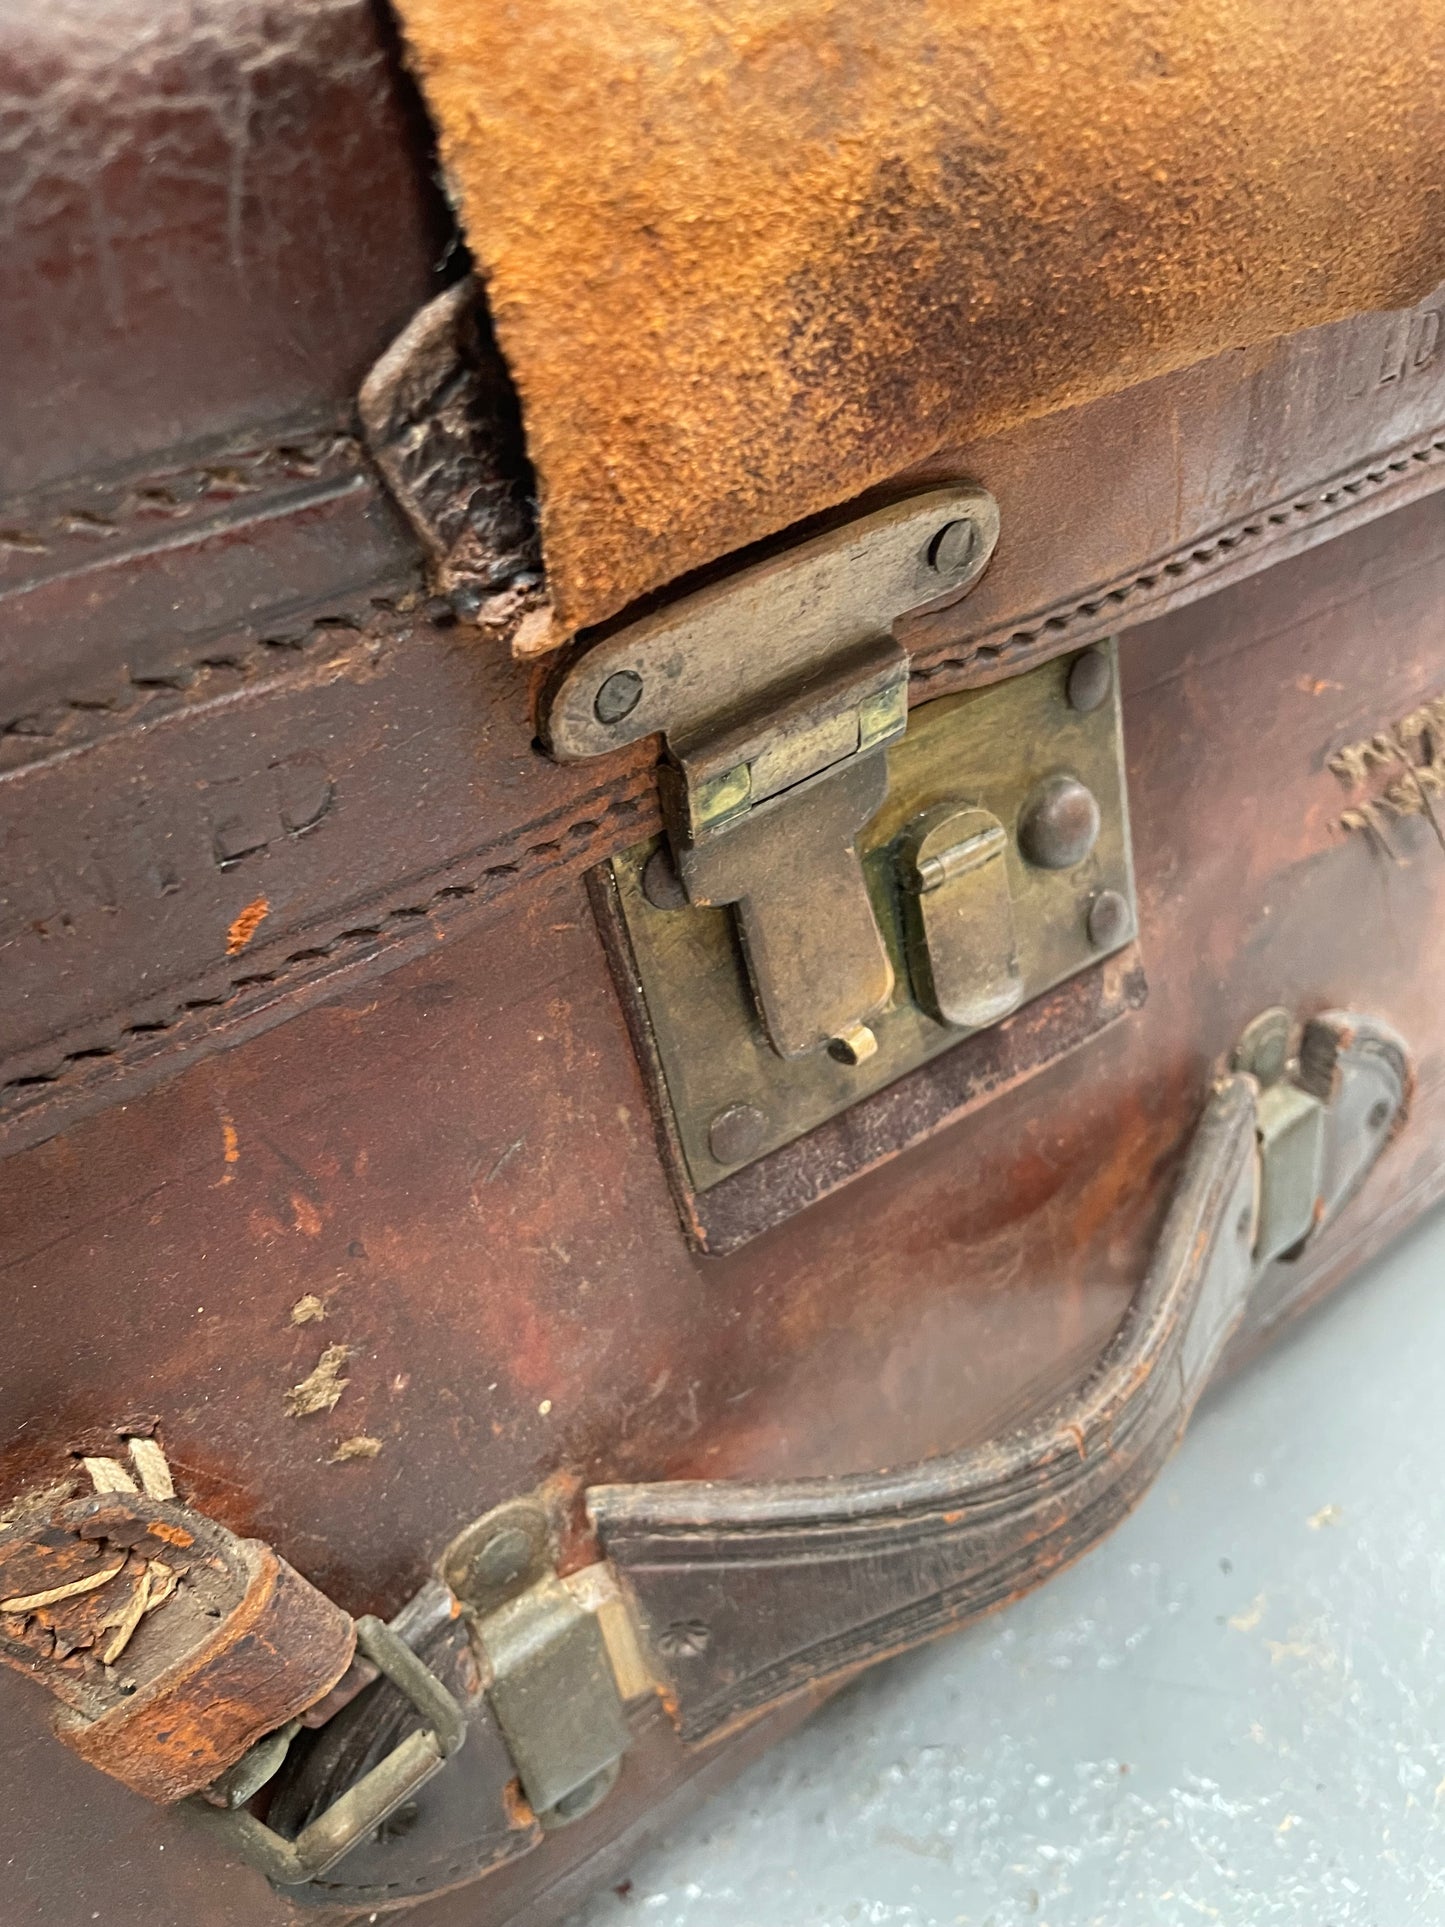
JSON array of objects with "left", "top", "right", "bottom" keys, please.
[{"left": 393, "top": 0, "right": 1445, "bottom": 632}]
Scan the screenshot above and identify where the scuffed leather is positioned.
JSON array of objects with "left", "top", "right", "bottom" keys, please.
[
  {"left": 392, "top": 0, "right": 1445, "bottom": 631},
  {"left": 0, "top": 0, "right": 450, "bottom": 500}
]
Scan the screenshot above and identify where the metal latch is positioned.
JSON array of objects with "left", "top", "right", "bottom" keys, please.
[
  {"left": 593, "top": 652, "right": 1138, "bottom": 1246},
  {"left": 545, "top": 488, "right": 1001, "bottom": 1060},
  {"left": 898, "top": 802, "right": 1022, "bottom": 1029}
]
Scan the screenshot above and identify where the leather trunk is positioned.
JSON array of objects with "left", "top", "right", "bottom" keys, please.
[{"left": 1, "top": 5, "right": 1443, "bottom": 1925}]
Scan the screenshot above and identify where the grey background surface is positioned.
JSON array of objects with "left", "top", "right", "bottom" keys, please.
[{"left": 572, "top": 1206, "right": 1445, "bottom": 1927}]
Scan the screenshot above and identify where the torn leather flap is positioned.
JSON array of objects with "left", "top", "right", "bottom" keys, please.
[
  {"left": 0, "top": 1484, "right": 355, "bottom": 1803},
  {"left": 392, "top": 0, "right": 1445, "bottom": 634}
]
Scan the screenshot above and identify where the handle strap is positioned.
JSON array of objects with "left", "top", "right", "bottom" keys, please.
[{"left": 0, "top": 1011, "right": 1408, "bottom": 1906}]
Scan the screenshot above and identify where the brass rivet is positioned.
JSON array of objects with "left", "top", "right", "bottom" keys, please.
[
  {"left": 927, "top": 519, "right": 978, "bottom": 576},
  {"left": 1018, "top": 775, "right": 1101, "bottom": 870},
  {"left": 1066, "top": 649, "right": 1113, "bottom": 713},
  {"left": 708, "top": 1103, "right": 769, "bottom": 1165},
  {"left": 641, "top": 845, "right": 688, "bottom": 911},
  {"left": 472, "top": 1526, "right": 533, "bottom": 1590},
  {"left": 1231, "top": 1007, "right": 1293, "bottom": 1087},
  {"left": 594, "top": 669, "right": 643, "bottom": 725},
  {"left": 1086, "top": 889, "right": 1131, "bottom": 951}
]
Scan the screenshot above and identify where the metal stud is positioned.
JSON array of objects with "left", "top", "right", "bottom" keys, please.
[
  {"left": 594, "top": 670, "right": 644, "bottom": 725},
  {"left": 1085, "top": 888, "right": 1131, "bottom": 951},
  {"left": 708, "top": 1103, "right": 769, "bottom": 1166},
  {"left": 1066, "top": 649, "right": 1113, "bottom": 714},
  {"left": 1017, "top": 775, "right": 1101, "bottom": 871}
]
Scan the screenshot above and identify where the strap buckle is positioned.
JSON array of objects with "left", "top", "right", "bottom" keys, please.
[{"left": 192, "top": 1616, "right": 466, "bottom": 1886}]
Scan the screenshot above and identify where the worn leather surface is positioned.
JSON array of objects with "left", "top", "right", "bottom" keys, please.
[
  {"left": 269, "top": 1007, "right": 1410, "bottom": 1909},
  {"left": 2, "top": 284, "right": 1441, "bottom": 1161},
  {"left": 592, "top": 1017, "right": 1410, "bottom": 1746},
  {"left": 393, "top": 0, "right": 1445, "bottom": 630},
  {"left": 0, "top": 0, "right": 450, "bottom": 503},
  {"left": 4, "top": 6, "right": 1445, "bottom": 1920},
  {"left": 5, "top": 499, "right": 1445, "bottom": 1926}
]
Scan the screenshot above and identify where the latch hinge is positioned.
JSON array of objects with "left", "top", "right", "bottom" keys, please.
[{"left": 545, "top": 487, "right": 1001, "bottom": 1061}]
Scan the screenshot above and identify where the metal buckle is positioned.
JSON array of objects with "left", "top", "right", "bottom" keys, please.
[{"left": 190, "top": 1616, "right": 466, "bottom": 1886}]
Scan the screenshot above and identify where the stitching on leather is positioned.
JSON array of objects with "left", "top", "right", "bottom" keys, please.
[
  {"left": 0, "top": 595, "right": 409, "bottom": 764},
  {"left": 309, "top": 1849, "right": 500, "bottom": 1897},
  {"left": 10, "top": 430, "right": 1439, "bottom": 1116},
  {"left": 0, "top": 793, "right": 645, "bottom": 1108},
  {"left": 912, "top": 432, "right": 1445, "bottom": 682},
  {"left": 12, "top": 430, "right": 1440, "bottom": 747},
  {"left": 0, "top": 432, "right": 364, "bottom": 563}
]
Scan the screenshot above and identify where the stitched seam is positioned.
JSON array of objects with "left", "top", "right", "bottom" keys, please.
[
  {"left": 310, "top": 1846, "right": 502, "bottom": 1896},
  {"left": 913, "top": 433, "right": 1445, "bottom": 681},
  {"left": 0, "top": 594, "right": 412, "bottom": 764},
  {"left": 0, "top": 793, "right": 647, "bottom": 1106},
  {"left": 13, "top": 434, "right": 1435, "bottom": 1104},
  {"left": 0, "top": 432, "right": 363, "bottom": 562}
]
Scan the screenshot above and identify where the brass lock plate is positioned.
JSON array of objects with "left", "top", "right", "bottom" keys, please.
[{"left": 602, "top": 643, "right": 1137, "bottom": 1223}]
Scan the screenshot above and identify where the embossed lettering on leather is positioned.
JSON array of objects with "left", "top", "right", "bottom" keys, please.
[
  {"left": 0, "top": 601, "right": 655, "bottom": 1158},
  {"left": 393, "top": 0, "right": 1445, "bottom": 631}
]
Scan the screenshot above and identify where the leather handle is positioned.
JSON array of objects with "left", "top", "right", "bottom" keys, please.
[
  {"left": 253, "top": 1010, "right": 1409, "bottom": 1909},
  {"left": 589, "top": 1012, "right": 1410, "bottom": 1743}
]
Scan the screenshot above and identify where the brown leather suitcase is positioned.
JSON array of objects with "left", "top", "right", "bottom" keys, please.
[{"left": 1, "top": 4, "right": 1443, "bottom": 1922}]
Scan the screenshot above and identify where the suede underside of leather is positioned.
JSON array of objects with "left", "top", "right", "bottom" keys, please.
[{"left": 392, "top": 0, "right": 1445, "bottom": 631}]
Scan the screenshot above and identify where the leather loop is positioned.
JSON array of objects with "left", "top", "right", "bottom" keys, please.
[{"left": 0, "top": 1489, "right": 355, "bottom": 1803}]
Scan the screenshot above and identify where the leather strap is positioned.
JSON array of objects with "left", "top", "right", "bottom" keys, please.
[
  {"left": 0, "top": 1480, "right": 354, "bottom": 1802},
  {"left": 263, "top": 1590, "right": 541, "bottom": 1908}
]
